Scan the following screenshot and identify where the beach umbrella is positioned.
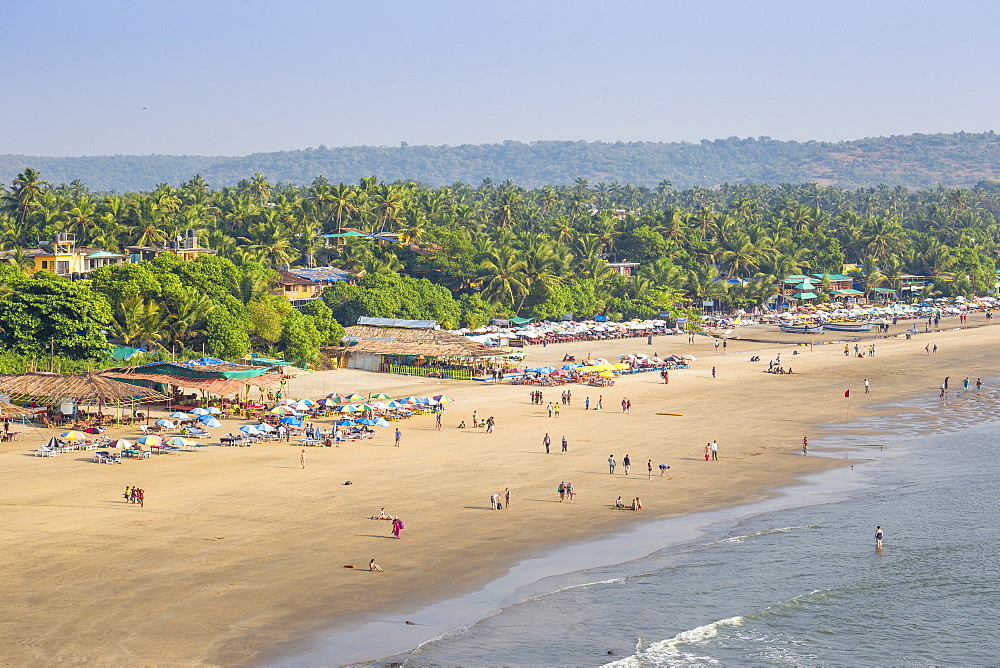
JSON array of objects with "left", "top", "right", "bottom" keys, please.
[
  {"left": 356, "top": 418, "right": 377, "bottom": 426},
  {"left": 107, "top": 438, "right": 132, "bottom": 449},
  {"left": 206, "top": 407, "right": 222, "bottom": 414},
  {"left": 345, "top": 393, "right": 366, "bottom": 402},
  {"left": 369, "top": 392, "right": 393, "bottom": 400},
  {"left": 269, "top": 406, "right": 294, "bottom": 415},
  {"left": 335, "top": 404, "right": 356, "bottom": 413},
  {"left": 400, "top": 396, "right": 420, "bottom": 404},
  {"left": 137, "top": 434, "right": 162, "bottom": 445},
  {"left": 165, "top": 437, "right": 194, "bottom": 447},
  {"left": 60, "top": 430, "right": 87, "bottom": 440},
  {"left": 278, "top": 398, "right": 296, "bottom": 406},
  {"left": 84, "top": 426, "right": 105, "bottom": 434},
  {"left": 168, "top": 411, "right": 191, "bottom": 420},
  {"left": 371, "top": 417, "right": 390, "bottom": 427},
  {"left": 318, "top": 398, "right": 339, "bottom": 407},
  {"left": 198, "top": 416, "right": 222, "bottom": 428},
  {"left": 239, "top": 425, "right": 260, "bottom": 435},
  {"left": 290, "top": 400, "right": 312, "bottom": 411},
  {"left": 154, "top": 419, "right": 175, "bottom": 428},
  {"left": 279, "top": 416, "right": 302, "bottom": 426},
  {"left": 257, "top": 423, "right": 276, "bottom": 432},
  {"left": 371, "top": 402, "right": 391, "bottom": 410},
  {"left": 599, "top": 371, "right": 615, "bottom": 378},
  {"left": 190, "top": 407, "right": 210, "bottom": 416},
  {"left": 337, "top": 419, "right": 358, "bottom": 426},
  {"left": 431, "top": 394, "right": 455, "bottom": 403},
  {"left": 386, "top": 400, "right": 405, "bottom": 408}
]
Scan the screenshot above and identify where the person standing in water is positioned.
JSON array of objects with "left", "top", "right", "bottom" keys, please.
[
  {"left": 875, "top": 526, "right": 884, "bottom": 548},
  {"left": 802, "top": 436, "right": 809, "bottom": 454}
]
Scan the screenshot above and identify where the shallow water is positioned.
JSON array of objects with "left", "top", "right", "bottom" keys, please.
[{"left": 377, "top": 391, "right": 1000, "bottom": 666}]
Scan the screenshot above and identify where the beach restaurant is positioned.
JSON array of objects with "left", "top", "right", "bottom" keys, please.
[
  {"left": 100, "top": 357, "right": 288, "bottom": 402},
  {"left": 336, "top": 317, "right": 507, "bottom": 380},
  {"left": 0, "top": 371, "right": 165, "bottom": 426}
]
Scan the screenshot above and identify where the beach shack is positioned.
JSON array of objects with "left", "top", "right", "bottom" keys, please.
[
  {"left": 274, "top": 267, "right": 361, "bottom": 307},
  {"left": 336, "top": 317, "right": 506, "bottom": 379},
  {"left": 100, "top": 357, "right": 287, "bottom": 401}
]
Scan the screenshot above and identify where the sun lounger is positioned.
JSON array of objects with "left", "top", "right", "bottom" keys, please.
[{"left": 33, "top": 448, "right": 61, "bottom": 457}]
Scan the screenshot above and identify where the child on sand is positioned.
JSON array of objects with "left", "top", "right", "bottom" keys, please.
[{"left": 369, "top": 559, "right": 383, "bottom": 572}]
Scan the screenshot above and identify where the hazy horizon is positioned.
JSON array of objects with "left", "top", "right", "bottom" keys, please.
[{"left": 4, "top": 0, "right": 998, "bottom": 157}]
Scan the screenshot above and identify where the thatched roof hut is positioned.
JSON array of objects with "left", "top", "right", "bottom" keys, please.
[
  {"left": 0, "top": 372, "right": 165, "bottom": 405},
  {"left": 338, "top": 324, "right": 505, "bottom": 358},
  {"left": 0, "top": 400, "right": 33, "bottom": 418}
]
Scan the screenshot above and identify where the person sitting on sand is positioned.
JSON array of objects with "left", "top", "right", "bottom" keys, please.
[
  {"left": 632, "top": 497, "right": 643, "bottom": 511},
  {"left": 370, "top": 559, "right": 383, "bottom": 572},
  {"left": 372, "top": 508, "right": 395, "bottom": 520},
  {"left": 458, "top": 420, "right": 467, "bottom": 428},
  {"left": 615, "top": 496, "right": 625, "bottom": 509}
]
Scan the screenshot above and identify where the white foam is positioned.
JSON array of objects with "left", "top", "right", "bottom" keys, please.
[
  {"left": 717, "top": 525, "right": 821, "bottom": 544},
  {"left": 602, "top": 616, "right": 744, "bottom": 667}
]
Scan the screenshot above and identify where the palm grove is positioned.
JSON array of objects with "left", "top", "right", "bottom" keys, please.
[{"left": 2, "top": 168, "right": 999, "bottom": 369}]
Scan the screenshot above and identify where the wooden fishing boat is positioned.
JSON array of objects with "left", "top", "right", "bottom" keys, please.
[
  {"left": 778, "top": 324, "right": 824, "bottom": 334},
  {"left": 822, "top": 321, "right": 873, "bottom": 332}
]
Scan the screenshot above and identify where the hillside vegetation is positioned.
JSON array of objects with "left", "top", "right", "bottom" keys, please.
[{"left": 2, "top": 132, "right": 999, "bottom": 193}]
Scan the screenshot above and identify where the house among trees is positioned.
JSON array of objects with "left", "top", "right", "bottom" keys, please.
[
  {"left": 607, "top": 261, "right": 639, "bottom": 277},
  {"left": 0, "top": 233, "right": 128, "bottom": 278},
  {"left": 126, "top": 230, "right": 216, "bottom": 263},
  {"left": 274, "top": 266, "right": 361, "bottom": 307}
]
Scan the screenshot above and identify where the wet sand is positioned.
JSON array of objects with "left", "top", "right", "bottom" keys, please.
[{"left": 1, "top": 319, "right": 995, "bottom": 666}]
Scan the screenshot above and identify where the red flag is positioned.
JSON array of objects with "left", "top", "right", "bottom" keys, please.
[{"left": 844, "top": 390, "right": 850, "bottom": 398}]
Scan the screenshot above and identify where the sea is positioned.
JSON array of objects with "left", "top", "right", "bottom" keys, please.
[{"left": 284, "top": 389, "right": 1000, "bottom": 666}]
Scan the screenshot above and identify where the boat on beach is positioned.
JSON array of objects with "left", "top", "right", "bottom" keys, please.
[
  {"left": 778, "top": 324, "right": 824, "bottom": 334},
  {"left": 822, "top": 321, "right": 873, "bottom": 332}
]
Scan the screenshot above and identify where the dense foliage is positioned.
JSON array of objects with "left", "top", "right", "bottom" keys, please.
[
  {"left": 3, "top": 131, "right": 1000, "bottom": 192},
  {"left": 4, "top": 166, "right": 1000, "bottom": 364}
]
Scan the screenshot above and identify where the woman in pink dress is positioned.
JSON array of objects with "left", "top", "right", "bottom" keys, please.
[{"left": 392, "top": 518, "right": 405, "bottom": 539}]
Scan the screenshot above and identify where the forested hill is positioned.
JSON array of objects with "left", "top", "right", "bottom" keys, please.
[{"left": 3, "top": 131, "right": 999, "bottom": 192}]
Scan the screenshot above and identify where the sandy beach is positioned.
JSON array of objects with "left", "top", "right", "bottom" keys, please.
[{"left": 2, "top": 318, "right": 996, "bottom": 666}]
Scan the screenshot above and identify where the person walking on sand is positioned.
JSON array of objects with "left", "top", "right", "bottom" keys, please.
[
  {"left": 547, "top": 402, "right": 554, "bottom": 418},
  {"left": 544, "top": 433, "right": 551, "bottom": 454},
  {"left": 136, "top": 488, "right": 144, "bottom": 508},
  {"left": 370, "top": 559, "right": 383, "bottom": 572},
  {"left": 648, "top": 459, "right": 653, "bottom": 479},
  {"left": 802, "top": 436, "right": 809, "bottom": 455},
  {"left": 712, "top": 366, "right": 716, "bottom": 379},
  {"left": 504, "top": 487, "right": 511, "bottom": 509},
  {"left": 585, "top": 397, "right": 590, "bottom": 410},
  {"left": 558, "top": 481, "right": 566, "bottom": 502},
  {"left": 566, "top": 480, "right": 575, "bottom": 503},
  {"left": 300, "top": 448, "right": 306, "bottom": 469},
  {"left": 395, "top": 428, "right": 401, "bottom": 446},
  {"left": 925, "top": 343, "right": 930, "bottom": 355},
  {"left": 875, "top": 525, "right": 884, "bottom": 548},
  {"left": 621, "top": 397, "right": 627, "bottom": 413},
  {"left": 864, "top": 378, "right": 869, "bottom": 394},
  {"left": 597, "top": 396, "right": 603, "bottom": 411},
  {"left": 472, "top": 411, "right": 478, "bottom": 428},
  {"left": 435, "top": 413, "right": 442, "bottom": 430},
  {"left": 623, "top": 454, "right": 631, "bottom": 475},
  {"left": 554, "top": 403, "right": 560, "bottom": 417},
  {"left": 711, "top": 440, "right": 718, "bottom": 461},
  {"left": 705, "top": 443, "right": 711, "bottom": 461},
  {"left": 561, "top": 435, "right": 568, "bottom": 453},
  {"left": 392, "top": 517, "right": 405, "bottom": 538},
  {"left": 486, "top": 416, "right": 495, "bottom": 433},
  {"left": 608, "top": 454, "right": 616, "bottom": 474}
]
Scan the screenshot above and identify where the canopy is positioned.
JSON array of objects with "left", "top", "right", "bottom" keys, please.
[
  {"left": 792, "top": 292, "right": 817, "bottom": 299},
  {"left": 0, "top": 400, "right": 33, "bottom": 419},
  {"left": 0, "top": 372, "right": 164, "bottom": 405}
]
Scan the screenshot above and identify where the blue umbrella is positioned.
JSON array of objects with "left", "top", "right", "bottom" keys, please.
[
  {"left": 356, "top": 418, "right": 377, "bottom": 426},
  {"left": 198, "top": 416, "right": 222, "bottom": 428},
  {"left": 257, "top": 423, "right": 276, "bottom": 432},
  {"left": 206, "top": 407, "right": 222, "bottom": 415},
  {"left": 190, "top": 407, "right": 210, "bottom": 416},
  {"left": 279, "top": 416, "right": 302, "bottom": 426},
  {"left": 169, "top": 411, "right": 191, "bottom": 420},
  {"left": 562, "top": 363, "right": 582, "bottom": 370},
  {"left": 239, "top": 425, "right": 260, "bottom": 435},
  {"left": 336, "top": 419, "right": 357, "bottom": 426},
  {"left": 154, "top": 418, "right": 175, "bottom": 428},
  {"left": 371, "top": 417, "right": 390, "bottom": 427}
]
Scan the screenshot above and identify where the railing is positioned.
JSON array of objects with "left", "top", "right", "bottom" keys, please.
[{"left": 387, "top": 364, "right": 474, "bottom": 380}]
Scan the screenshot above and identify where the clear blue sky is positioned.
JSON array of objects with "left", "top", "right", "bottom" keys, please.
[{"left": 3, "top": 0, "right": 997, "bottom": 156}]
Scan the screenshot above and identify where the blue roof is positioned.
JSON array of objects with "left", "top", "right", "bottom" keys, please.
[
  {"left": 286, "top": 267, "right": 355, "bottom": 283},
  {"left": 357, "top": 316, "right": 437, "bottom": 328},
  {"left": 86, "top": 250, "right": 125, "bottom": 258}
]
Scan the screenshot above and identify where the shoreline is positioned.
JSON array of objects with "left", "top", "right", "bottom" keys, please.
[{"left": 1, "top": 321, "right": 996, "bottom": 666}]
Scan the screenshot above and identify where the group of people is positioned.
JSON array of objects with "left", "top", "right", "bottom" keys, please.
[
  {"left": 545, "top": 402, "right": 561, "bottom": 417},
  {"left": 557, "top": 481, "right": 575, "bottom": 502},
  {"left": 559, "top": 389, "right": 573, "bottom": 404},
  {"left": 704, "top": 441, "right": 719, "bottom": 461},
  {"left": 489, "top": 489, "right": 511, "bottom": 510},
  {"left": 542, "top": 433, "right": 569, "bottom": 454},
  {"left": 123, "top": 485, "right": 144, "bottom": 507},
  {"left": 620, "top": 397, "right": 632, "bottom": 413},
  {"left": 615, "top": 496, "right": 642, "bottom": 510}
]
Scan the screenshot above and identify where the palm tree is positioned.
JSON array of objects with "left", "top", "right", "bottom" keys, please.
[
  {"left": 10, "top": 168, "right": 48, "bottom": 226},
  {"left": 478, "top": 247, "right": 528, "bottom": 309}
]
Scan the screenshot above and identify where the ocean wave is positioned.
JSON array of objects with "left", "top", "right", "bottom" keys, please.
[
  {"left": 602, "top": 616, "right": 744, "bottom": 667},
  {"left": 717, "top": 525, "right": 821, "bottom": 544}
]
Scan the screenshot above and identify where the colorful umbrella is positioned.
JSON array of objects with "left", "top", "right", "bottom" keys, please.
[
  {"left": 137, "top": 434, "right": 162, "bottom": 445},
  {"left": 165, "top": 437, "right": 194, "bottom": 446},
  {"left": 318, "top": 398, "right": 339, "bottom": 406},
  {"left": 107, "top": 438, "right": 133, "bottom": 449},
  {"left": 290, "top": 400, "right": 312, "bottom": 411},
  {"left": 269, "top": 406, "right": 295, "bottom": 415},
  {"left": 431, "top": 394, "right": 455, "bottom": 403},
  {"left": 344, "top": 393, "right": 366, "bottom": 402},
  {"left": 60, "top": 430, "right": 87, "bottom": 440},
  {"left": 400, "top": 396, "right": 420, "bottom": 404},
  {"left": 369, "top": 392, "right": 393, "bottom": 400},
  {"left": 84, "top": 426, "right": 105, "bottom": 434}
]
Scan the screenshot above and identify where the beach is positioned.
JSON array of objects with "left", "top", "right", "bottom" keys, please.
[{"left": 1, "top": 319, "right": 996, "bottom": 666}]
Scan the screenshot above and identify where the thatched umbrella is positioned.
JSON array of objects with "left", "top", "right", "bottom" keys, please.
[
  {"left": 0, "top": 400, "right": 33, "bottom": 419},
  {"left": 0, "top": 372, "right": 164, "bottom": 406}
]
